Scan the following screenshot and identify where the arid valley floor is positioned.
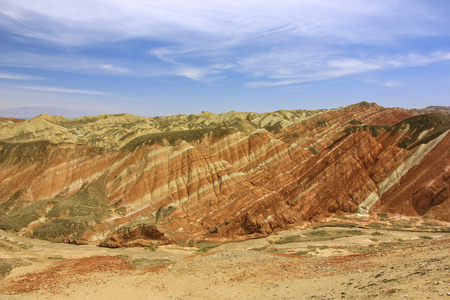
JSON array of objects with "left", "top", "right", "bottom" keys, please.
[
  {"left": 1, "top": 214, "right": 449, "bottom": 299},
  {"left": 1, "top": 103, "right": 450, "bottom": 298}
]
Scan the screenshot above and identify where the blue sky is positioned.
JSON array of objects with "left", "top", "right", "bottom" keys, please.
[{"left": 0, "top": 0, "right": 449, "bottom": 117}]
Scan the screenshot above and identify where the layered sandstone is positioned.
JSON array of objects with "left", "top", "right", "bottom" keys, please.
[{"left": 0, "top": 102, "right": 448, "bottom": 246}]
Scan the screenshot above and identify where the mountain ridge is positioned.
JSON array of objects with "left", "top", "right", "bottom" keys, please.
[{"left": 0, "top": 102, "right": 448, "bottom": 246}]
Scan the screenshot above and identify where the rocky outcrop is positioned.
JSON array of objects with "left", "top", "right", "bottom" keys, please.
[{"left": 0, "top": 102, "right": 448, "bottom": 246}]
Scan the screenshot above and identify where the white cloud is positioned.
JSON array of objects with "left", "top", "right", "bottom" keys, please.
[
  {"left": 245, "top": 51, "right": 450, "bottom": 87},
  {"left": 14, "top": 85, "right": 110, "bottom": 96},
  {"left": 100, "top": 64, "right": 129, "bottom": 73},
  {"left": 0, "top": 72, "right": 44, "bottom": 80},
  {"left": 384, "top": 81, "right": 403, "bottom": 87},
  {"left": 1, "top": 0, "right": 449, "bottom": 85}
]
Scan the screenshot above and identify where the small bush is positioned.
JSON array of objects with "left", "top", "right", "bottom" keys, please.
[
  {"left": 371, "top": 231, "right": 383, "bottom": 236},
  {"left": 145, "top": 244, "right": 159, "bottom": 252},
  {"left": 309, "top": 230, "right": 327, "bottom": 236},
  {"left": 346, "top": 230, "right": 363, "bottom": 235}
]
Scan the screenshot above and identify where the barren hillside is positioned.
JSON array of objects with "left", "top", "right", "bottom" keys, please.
[{"left": 0, "top": 102, "right": 449, "bottom": 247}]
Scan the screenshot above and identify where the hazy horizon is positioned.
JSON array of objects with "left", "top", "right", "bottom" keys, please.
[{"left": 1, "top": 1, "right": 449, "bottom": 116}]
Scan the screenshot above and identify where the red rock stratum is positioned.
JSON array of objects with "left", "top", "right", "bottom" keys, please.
[{"left": 0, "top": 102, "right": 449, "bottom": 246}]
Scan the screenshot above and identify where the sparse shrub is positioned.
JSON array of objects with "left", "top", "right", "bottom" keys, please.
[
  {"left": 368, "top": 223, "right": 384, "bottom": 229},
  {"left": 316, "top": 119, "right": 328, "bottom": 128},
  {"left": 370, "top": 238, "right": 379, "bottom": 242},
  {"left": 371, "top": 231, "right": 383, "bottom": 236},
  {"left": 195, "top": 242, "right": 220, "bottom": 253},
  {"left": 145, "top": 243, "right": 159, "bottom": 252},
  {"left": 309, "top": 229, "right": 327, "bottom": 236},
  {"left": 48, "top": 255, "right": 64, "bottom": 260},
  {"left": 419, "top": 236, "right": 433, "bottom": 240},
  {"left": 349, "top": 119, "right": 362, "bottom": 125},
  {"left": 346, "top": 230, "right": 363, "bottom": 235},
  {"left": 422, "top": 222, "right": 440, "bottom": 227}
]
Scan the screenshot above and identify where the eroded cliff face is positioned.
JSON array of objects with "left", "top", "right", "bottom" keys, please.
[{"left": 0, "top": 102, "right": 448, "bottom": 246}]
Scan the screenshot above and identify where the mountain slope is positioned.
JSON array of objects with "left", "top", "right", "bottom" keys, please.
[{"left": 0, "top": 102, "right": 448, "bottom": 246}]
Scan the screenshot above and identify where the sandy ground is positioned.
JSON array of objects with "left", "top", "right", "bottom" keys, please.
[{"left": 1, "top": 219, "right": 449, "bottom": 299}]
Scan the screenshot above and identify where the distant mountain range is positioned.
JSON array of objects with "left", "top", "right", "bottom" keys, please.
[
  {"left": 0, "top": 107, "right": 100, "bottom": 119},
  {"left": 0, "top": 105, "right": 448, "bottom": 120}
]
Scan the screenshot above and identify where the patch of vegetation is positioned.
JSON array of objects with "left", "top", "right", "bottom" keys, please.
[
  {"left": 368, "top": 223, "right": 386, "bottom": 229},
  {"left": 313, "top": 222, "right": 360, "bottom": 229},
  {"left": 371, "top": 231, "right": 384, "bottom": 236},
  {"left": 316, "top": 119, "right": 328, "bottom": 128},
  {"left": 145, "top": 243, "right": 159, "bottom": 252},
  {"left": 0, "top": 241, "right": 14, "bottom": 252},
  {"left": 29, "top": 183, "right": 112, "bottom": 243},
  {"left": 264, "top": 122, "right": 283, "bottom": 134},
  {"left": 155, "top": 205, "right": 176, "bottom": 222},
  {"left": 421, "top": 222, "right": 440, "bottom": 227},
  {"left": 393, "top": 114, "right": 450, "bottom": 149},
  {"left": 370, "top": 238, "right": 379, "bottom": 242},
  {"left": 0, "top": 198, "right": 59, "bottom": 232},
  {"left": 274, "top": 228, "right": 367, "bottom": 244},
  {"left": 390, "top": 220, "right": 417, "bottom": 230},
  {"left": 308, "top": 146, "right": 320, "bottom": 155},
  {"left": 309, "top": 229, "right": 327, "bottom": 237},
  {"left": 282, "top": 132, "right": 300, "bottom": 141},
  {"left": 349, "top": 119, "right": 362, "bottom": 125},
  {"left": 0, "top": 190, "right": 24, "bottom": 218},
  {"left": 122, "top": 127, "right": 235, "bottom": 148},
  {"left": 296, "top": 250, "right": 309, "bottom": 256},
  {"left": 48, "top": 255, "right": 65, "bottom": 260},
  {"left": 377, "top": 212, "right": 388, "bottom": 218},
  {"left": 348, "top": 245, "right": 376, "bottom": 254},
  {"left": 0, "top": 141, "right": 51, "bottom": 165},
  {"left": 114, "top": 206, "right": 127, "bottom": 216},
  {"left": 377, "top": 242, "right": 402, "bottom": 250},
  {"left": 46, "top": 184, "right": 106, "bottom": 219},
  {"left": 32, "top": 216, "right": 92, "bottom": 243},
  {"left": 0, "top": 258, "right": 30, "bottom": 279},
  {"left": 332, "top": 215, "right": 354, "bottom": 220},
  {"left": 195, "top": 241, "right": 221, "bottom": 254},
  {"left": 130, "top": 258, "right": 172, "bottom": 269},
  {"left": 419, "top": 236, "right": 433, "bottom": 240},
  {"left": 251, "top": 245, "right": 269, "bottom": 251},
  {"left": 349, "top": 125, "right": 390, "bottom": 137},
  {"left": 346, "top": 230, "right": 364, "bottom": 236}
]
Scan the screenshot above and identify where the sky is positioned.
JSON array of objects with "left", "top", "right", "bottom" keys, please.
[{"left": 0, "top": 0, "right": 449, "bottom": 117}]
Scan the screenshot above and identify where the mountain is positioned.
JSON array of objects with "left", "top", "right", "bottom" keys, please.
[
  {"left": 0, "top": 102, "right": 448, "bottom": 246},
  {"left": 0, "top": 107, "right": 100, "bottom": 119}
]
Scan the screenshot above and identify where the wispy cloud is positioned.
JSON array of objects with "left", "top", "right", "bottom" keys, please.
[
  {"left": 14, "top": 85, "right": 110, "bottom": 96},
  {"left": 0, "top": 72, "right": 44, "bottom": 80},
  {"left": 245, "top": 51, "right": 450, "bottom": 87},
  {"left": 100, "top": 64, "right": 129, "bottom": 74},
  {"left": 1, "top": 0, "right": 449, "bottom": 86},
  {"left": 363, "top": 79, "right": 404, "bottom": 88}
]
